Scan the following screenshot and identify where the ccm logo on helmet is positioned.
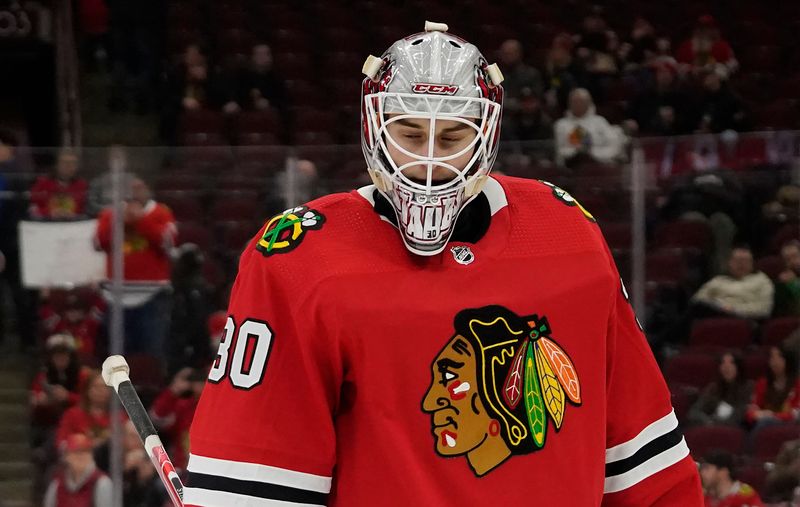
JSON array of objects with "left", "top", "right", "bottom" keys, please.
[{"left": 412, "top": 83, "right": 459, "bottom": 95}]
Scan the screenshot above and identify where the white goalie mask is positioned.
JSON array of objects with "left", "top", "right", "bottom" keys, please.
[{"left": 361, "top": 21, "right": 504, "bottom": 256}]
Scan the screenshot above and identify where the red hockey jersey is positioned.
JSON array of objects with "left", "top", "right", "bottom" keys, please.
[{"left": 187, "top": 176, "right": 703, "bottom": 506}]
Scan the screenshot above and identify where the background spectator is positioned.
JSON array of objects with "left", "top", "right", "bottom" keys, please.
[
  {"left": 29, "top": 149, "right": 88, "bottom": 219},
  {"left": 497, "top": 39, "right": 544, "bottom": 119},
  {"left": 700, "top": 450, "right": 764, "bottom": 507},
  {"left": 94, "top": 177, "right": 176, "bottom": 358},
  {"left": 745, "top": 346, "right": 800, "bottom": 429},
  {"left": 554, "top": 88, "right": 626, "bottom": 166},
  {"left": 687, "top": 352, "right": 752, "bottom": 427},
  {"left": 765, "top": 438, "right": 800, "bottom": 503},
  {"left": 38, "top": 288, "right": 106, "bottom": 363},
  {"left": 543, "top": 37, "right": 581, "bottom": 112},
  {"left": 691, "top": 70, "right": 748, "bottom": 134},
  {"left": 30, "top": 334, "right": 91, "bottom": 438},
  {"left": 618, "top": 17, "right": 659, "bottom": 69},
  {"left": 43, "top": 433, "right": 112, "bottom": 507},
  {"left": 56, "top": 371, "right": 112, "bottom": 450},
  {"left": 169, "top": 244, "right": 213, "bottom": 371},
  {"left": 676, "top": 15, "right": 738, "bottom": 79},
  {"left": 774, "top": 240, "right": 800, "bottom": 317},
  {"left": 149, "top": 367, "right": 204, "bottom": 470},
  {"left": 626, "top": 60, "right": 690, "bottom": 136},
  {"left": 691, "top": 247, "right": 774, "bottom": 320}
]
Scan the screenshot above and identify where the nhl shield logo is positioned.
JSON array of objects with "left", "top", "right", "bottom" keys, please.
[{"left": 450, "top": 246, "right": 475, "bottom": 265}]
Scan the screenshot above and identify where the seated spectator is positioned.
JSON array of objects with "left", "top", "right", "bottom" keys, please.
[
  {"left": 691, "top": 70, "right": 748, "bottom": 134},
  {"left": 31, "top": 334, "right": 91, "bottom": 432},
  {"left": 56, "top": 371, "right": 112, "bottom": 449},
  {"left": 626, "top": 60, "right": 691, "bottom": 136},
  {"left": 746, "top": 345, "right": 800, "bottom": 428},
  {"left": 124, "top": 448, "right": 165, "bottom": 506},
  {"left": 691, "top": 246, "right": 774, "bottom": 320},
  {"left": 160, "top": 48, "right": 225, "bottom": 143},
  {"left": 676, "top": 15, "right": 738, "bottom": 80},
  {"left": 497, "top": 39, "right": 544, "bottom": 119},
  {"left": 29, "top": 149, "right": 88, "bottom": 219},
  {"left": 554, "top": 88, "right": 626, "bottom": 166},
  {"left": 618, "top": 17, "right": 659, "bottom": 69},
  {"left": 543, "top": 36, "right": 581, "bottom": 112},
  {"left": 230, "top": 43, "right": 288, "bottom": 118},
  {"left": 687, "top": 351, "right": 752, "bottom": 427},
  {"left": 94, "top": 177, "right": 176, "bottom": 358},
  {"left": 169, "top": 243, "right": 212, "bottom": 370},
  {"left": 503, "top": 87, "right": 554, "bottom": 142},
  {"left": 268, "top": 158, "right": 321, "bottom": 214},
  {"left": 700, "top": 450, "right": 764, "bottom": 507},
  {"left": 43, "top": 433, "right": 112, "bottom": 507},
  {"left": 765, "top": 438, "right": 800, "bottom": 503},
  {"left": 574, "top": 10, "right": 619, "bottom": 84},
  {"left": 39, "top": 288, "right": 105, "bottom": 362},
  {"left": 149, "top": 367, "right": 205, "bottom": 470},
  {"left": 774, "top": 240, "right": 800, "bottom": 316}
]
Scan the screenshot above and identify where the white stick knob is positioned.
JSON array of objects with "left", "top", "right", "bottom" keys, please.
[{"left": 102, "top": 355, "right": 131, "bottom": 391}]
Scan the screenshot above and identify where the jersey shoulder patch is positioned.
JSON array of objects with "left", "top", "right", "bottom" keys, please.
[
  {"left": 255, "top": 205, "right": 326, "bottom": 257},
  {"left": 538, "top": 180, "right": 596, "bottom": 222}
]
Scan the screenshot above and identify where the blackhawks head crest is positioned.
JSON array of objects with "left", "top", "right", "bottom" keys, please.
[
  {"left": 540, "top": 181, "right": 595, "bottom": 222},
  {"left": 421, "top": 306, "right": 581, "bottom": 477},
  {"left": 256, "top": 206, "right": 325, "bottom": 257}
]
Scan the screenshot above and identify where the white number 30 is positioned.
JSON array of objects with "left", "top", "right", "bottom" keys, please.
[{"left": 208, "top": 317, "right": 274, "bottom": 389}]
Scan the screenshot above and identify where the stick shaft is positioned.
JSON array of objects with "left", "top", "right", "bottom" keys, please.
[{"left": 115, "top": 379, "right": 185, "bottom": 507}]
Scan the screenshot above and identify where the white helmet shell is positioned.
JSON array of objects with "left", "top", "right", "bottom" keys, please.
[{"left": 361, "top": 22, "right": 504, "bottom": 256}]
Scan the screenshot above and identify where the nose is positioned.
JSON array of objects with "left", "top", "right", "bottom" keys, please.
[{"left": 421, "top": 384, "right": 442, "bottom": 413}]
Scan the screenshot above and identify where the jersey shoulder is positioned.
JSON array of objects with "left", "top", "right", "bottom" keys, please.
[
  {"left": 237, "top": 189, "right": 398, "bottom": 295},
  {"left": 494, "top": 175, "right": 607, "bottom": 258}
]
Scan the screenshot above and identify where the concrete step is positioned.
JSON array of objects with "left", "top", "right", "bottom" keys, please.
[
  {"left": 0, "top": 422, "right": 29, "bottom": 443},
  {"left": 0, "top": 478, "right": 31, "bottom": 502},
  {"left": 0, "top": 404, "right": 29, "bottom": 421},
  {"left": 0, "top": 442, "right": 30, "bottom": 458},
  {"left": 0, "top": 370, "right": 30, "bottom": 390},
  {"left": 0, "top": 461, "right": 33, "bottom": 481},
  {"left": 0, "top": 388, "right": 28, "bottom": 404}
]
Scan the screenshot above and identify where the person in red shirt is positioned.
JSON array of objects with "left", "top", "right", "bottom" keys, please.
[
  {"left": 56, "top": 371, "right": 112, "bottom": 449},
  {"left": 701, "top": 450, "right": 764, "bottom": 507},
  {"left": 746, "top": 345, "right": 800, "bottom": 428},
  {"left": 676, "top": 15, "right": 738, "bottom": 79},
  {"left": 30, "top": 149, "right": 88, "bottom": 219},
  {"left": 31, "top": 334, "right": 92, "bottom": 430},
  {"left": 43, "top": 433, "right": 113, "bottom": 507},
  {"left": 95, "top": 177, "right": 176, "bottom": 358},
  {"left": 149, "top": 367, "right": 205, "bottom": 471},
  {"left": 39, "top": 288, "right": 105, "bottom": 363}
]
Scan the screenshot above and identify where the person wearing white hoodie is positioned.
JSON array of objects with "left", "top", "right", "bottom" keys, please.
[{"left": 554, "top": 87, "right": 626, "bottom": 166}]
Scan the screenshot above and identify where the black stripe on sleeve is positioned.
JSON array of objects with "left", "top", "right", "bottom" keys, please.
[
  {"left": 605, "top": 427, "right": 684, "bottom": 478},
  {"left": 188, "top": 472, "right": 329, "bottom": 505}
]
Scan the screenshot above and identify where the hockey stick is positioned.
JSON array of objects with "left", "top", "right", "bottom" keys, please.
[{"left": 102, "top": 355, "right": 185, "bottom": 507}]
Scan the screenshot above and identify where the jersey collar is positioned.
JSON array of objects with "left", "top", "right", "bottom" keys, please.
[{"left": 356, "top": 176, "right": 508, "bottom": 244}]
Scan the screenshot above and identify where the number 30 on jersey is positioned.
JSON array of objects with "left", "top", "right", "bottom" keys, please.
[{"left": 208, "top": 317, "right": 274, "bottom": 389}]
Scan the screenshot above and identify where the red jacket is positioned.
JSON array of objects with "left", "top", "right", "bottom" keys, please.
[
  {"left": 53, "top": 467, "right": 106, "bottom": 507},
  {"left": 150, "top": 389, "right": 199, "bottom": 470},
  {"left": 56, "top": 406, "right": 111, "bottom": 447},
  {"left": 29, "top": 176, "right": 88, "bottom": 218},
  {"left": 704, "top": 481, "right": 764, "bottom": 507},
  {"left": 745, "top": 377, "right": 800, "bottom": 424},
  {"left": 95, "top": 201, "right": 176, "bottom": 282}
]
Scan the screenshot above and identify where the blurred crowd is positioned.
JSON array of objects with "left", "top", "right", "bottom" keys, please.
[{"left": 0, "top": 1, "right": 796, "bottom": 505}]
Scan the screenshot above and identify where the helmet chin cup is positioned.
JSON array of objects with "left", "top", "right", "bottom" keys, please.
[
  {"left": 464, "top": 174, "right": 488, "bottom": 198},
  {"left": 368, "top": 167, "right": 393, "bottom": 193}
]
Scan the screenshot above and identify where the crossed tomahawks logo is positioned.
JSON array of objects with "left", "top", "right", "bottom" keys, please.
[{"left": 256, "top": 206, "right": 325, "bottom": 257}]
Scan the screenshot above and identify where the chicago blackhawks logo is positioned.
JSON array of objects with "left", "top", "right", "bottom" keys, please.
[
  {"left": 540, "top": 180, "right": 595, "bottom": 222},
  {"left": 421, "top": 306, "right": 581, "bottom": 476},
  {"left": 256, "top": 206, "right": 325, "bottom": 257}
]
